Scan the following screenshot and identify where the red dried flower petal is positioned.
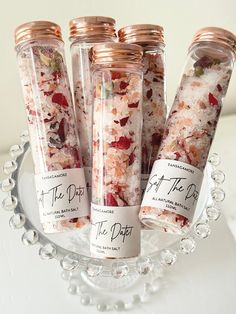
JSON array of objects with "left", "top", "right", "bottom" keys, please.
[
  {"left": 29, "top": 110, "right": 37, "bottom": 116},
  {"left": 217, "top": 84, "right": 222, "bottom": 92},
  {"left": 174, "top": 152, "right": 181, "bottom": 160},
  {"left": 52, "top": 71, "right": 62, "bottom": 81},
  {"left": 120, "top": 116, "right": 129, "bottom": 126},
  {"left": 57, "top": 118, "right": 68, "bottom": 142},
  {"left": 128, "top": 101, "right": 139, "bottom": 108},
  {"left": 111, "top": 71, "right": 122, "bottom": 80},
  {"left": 194, "top": 56, "right": 213, "bottom": 69},
  {"left": 111, "top": 136, "right": 133, "bottom": 150},
  {"left": 146, "top": 89, "right": 153, "bottom": 99},
  {"left": 120, "top": 81, "right": 129, "bottom": 90},
  {"left": 128, "top": 152, "right": 135, "bottom": 165},
  {"left": 105, "top": 193, "right": 118, "bottom": 206},
  {"left": 69, "top": 218, "right": 78, "bottom": 223},
  {"left": 151, "top": 133, "right": 162, "bottom": 145},
  {"left": 52, "top": 93, "right": 68, "bottom": 107},
  {"left": 44, "top": 91, "right": 54, "bottom": 96},
  {"left": 175, "top": 214, "right": 188, "bottom": 227},
  {"left": 114, "top": 120, "right": 119, "bottom": 124},
  {"left": 44, "top": 116, "right": 54, "bottom": 123},
  {"left": 208, "top": 93, "right": 218, "bottom": 106}
]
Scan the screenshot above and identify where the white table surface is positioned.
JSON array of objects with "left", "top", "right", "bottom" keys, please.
[{"left": 0, "top": 114, "right": 236, "bottom": 314}]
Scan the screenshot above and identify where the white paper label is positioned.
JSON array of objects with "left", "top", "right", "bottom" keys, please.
[
  {"left": 141, "top": 159, "right": 203, "bottom": 221},
  {"left": 90, "top": 203, "right": 141, "bottom": 258},
  {"left": 35, "top": 168, "right": 89, "bottom": 223}
]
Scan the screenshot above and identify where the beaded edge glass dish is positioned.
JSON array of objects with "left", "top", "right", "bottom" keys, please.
[{"left": 1, "top": 130, "right": 225, "bottom": 311}]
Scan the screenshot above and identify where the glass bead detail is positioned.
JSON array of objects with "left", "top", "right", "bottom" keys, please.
[
  {"left": 10, "top": 145, "right": 24, "bottom": 158},
  {"left": 211, "top": 188, "right": 225, "bottom": 202},
  {"left": 39, "top": 243, "right": 57, "bottom": 260},
  {"left": 86, "top": 259, "right": 103, "bottom": 277},
  {"left": 208, "top": 153, "right": 221, "bottom": 166},
  {"left": 3, "top": 160, "right": 17, "bottom": 175},
  {"left": 195, "top": 223, "right": 211, "bottom": 239},
  {"left": 136, "top": 256, "right": 153, "bottom": 275},
  {"left": 9, "top": 213, "right": 25, "bottom": 229},
  {"left": 111, "top": 261, "right": 129, "bottom": 278},
  {"left": 60, "top": 253, "right": 80, "bottom": 271},
  {"left": 211, "top": 170, "right": 225, "bottom": 184},
  {"left": 206, "top": 206, "right": 221, "bottom": 221},
  {"left": 114, "top": 300, "right": 125, "bottom": 311},
  {"left": 160, "top": 249, "right": 177, "bottom": 266},
  {"left": 1, "top": 178, "right": 15, "bottom": 192},
  {"left": 179, "top": 237, "right": 196, "bottom": 254},
  {"left": 2, "top": 195, "right": 18, "bottom": 211},
  {"left": 22, "top": 229, "right": 39, "bottom": 246}
]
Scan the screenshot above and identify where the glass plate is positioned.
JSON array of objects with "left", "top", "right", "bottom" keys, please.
[{"left": 1, "top": 133, "right": 225, "bottom": 311}]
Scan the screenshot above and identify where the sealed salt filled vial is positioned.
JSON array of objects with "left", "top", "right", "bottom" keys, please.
[
  {"left": 15, "top": 21, "right": 89, "bottom": 233},
  {"left": 69, "top": 17, "right": 117, "bottom": 197},
  {"left": 118, "top": 24, "right": 166, "bottom": 192},
  {"left": 90, "top": 43, "right": 143, "bottom": 258},
  {"left": 140, "top": 27, "right": 236, "bottom": 234}
]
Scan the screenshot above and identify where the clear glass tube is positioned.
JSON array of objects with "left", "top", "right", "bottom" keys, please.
[
  {"left": 141, "top": 45, "right": 166, "bottom": 177},
  {"left": 16, "top": 38, "right": 89, "bottom": 233},
  {"left": 140, "top": 40, "right": 235, "bottom": 234},
  {"left": 90, "top": 60, "right": 143, "bottom": 258},
  {"left": 71, "top": 42, "right": 94, "bottom": 193},
  {"left": 70, "top": 38, "right": 116, "bottom": 198},
  {"left": 92, "top": 67, "right": 143, "bottom": 206}
]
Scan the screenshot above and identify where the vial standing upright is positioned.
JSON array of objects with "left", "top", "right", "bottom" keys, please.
[
  {"left": 15, "top": 21, "right": 89, "bottom": 233},
  {"left": 69, "top": 16, "right": 117, "bottom": 196},
  {"left": 90, "top": 43, "right": 143, "bottom": 258},
  {"left": 140, "top": 27, "right": 236, "bottom": 234}
]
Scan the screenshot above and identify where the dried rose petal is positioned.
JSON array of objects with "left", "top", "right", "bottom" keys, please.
[
  {"left": 120, "top": 116, "right": 129, "bottom": 126},
  {"left": 128, "top": 152, "right": 135, "bottom": 165},
  {"left": 111, "top": 136, "right": 133, "bottom": 150},
  {"left": 111, "top": 71, "right": 122, "bottom": 80},
  {"left": 128, "top": 101, "right": 139, "bottom": 108},
  {"left": 174, "top": 152, "right": 181, "bottom": 160},
  {"left": 208, "top": 93, "right": 218, "bottom": 106},
  {"left": 44, "top": 91, "right": 54, "bottom": 96},
  {"left": 52, "top": 93, "right": 68, "bottom": 107},
  {"left": 151, "top": 133, "right": 162, "bottom": 145},
  {"left": 146, "top": 89, "right": 153, "bottom": 99},
  {"left": 52, "top": 71, "right": 62, "bottom": 81},
  {"left": 175, "top": 214, "right": 188, "bottom": 227},
  {"left": 194, "top": 56, "right": 213, "bottom": 69},
  {"left": 120, "top": 81, "right": 129, "bottom": 90},
  {"left": 105, "top": 193, "right": 118, "bottom": 206},
  {"left": 44, "top": 116, "right": 54, "bottom": 123},
  {"left": 57, "top": 118, "right": 68, "bottom": 142},
  {"left": 217, "top": 84, "right": 222, "bottom": 92},
  {"left": 69, "top": 218, "right": 78, "bottom": 223}
]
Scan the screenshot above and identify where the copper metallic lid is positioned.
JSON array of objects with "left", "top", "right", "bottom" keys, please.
[
  {"left": 15, "top": 21, "right": 62, "bottom": 47},
  {"left": 191, "top": 27, "right": 236, "bottom": 55},
  {"left": 69, "top": 16, "right": 116, "bottom": 41},
  {"left": 92, "top": 42, "right": 143, "bottom": 67},
  {"left": 118, "top": 24, "right": 164, "bottom": 46}
]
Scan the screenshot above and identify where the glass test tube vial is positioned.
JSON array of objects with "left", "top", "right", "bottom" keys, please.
[
  {"left": 90, "top": 43, "right": 143, "bottom": 258},
  {"left": 69, "top": 16, "right": 117, "bottom": 197},
  {"left": 118, "top": 24, "right": 166, "bottom": 192},
  {"left": 15, "top": 21, "right": 89, "bottom": 233},
  {"left": 140, "top": 27, "right": 236, "bottom": 234}
]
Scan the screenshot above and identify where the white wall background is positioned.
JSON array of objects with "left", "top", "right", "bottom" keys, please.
[{"left": 0, "top": 0, "right": 236, "bottom": 153}]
